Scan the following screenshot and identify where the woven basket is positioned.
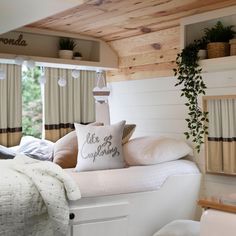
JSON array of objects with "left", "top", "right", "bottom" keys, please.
[
  {"left": 230, "top": 39, "right": 236, "bottom": 56},
  {"left": 207, "top": 42, "right": 230, "bottom": 59}
]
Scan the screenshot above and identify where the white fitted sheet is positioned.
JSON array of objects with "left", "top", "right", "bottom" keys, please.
[{"left": 66, "top": 160, "right": 199, "bottom": 197}]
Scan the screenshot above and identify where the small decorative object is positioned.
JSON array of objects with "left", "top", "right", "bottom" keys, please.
[
  {"left": 71, "top": 69, "right": 80, "bottom": 79},
  {"left": 58, "top": 38, "right": 76, "bottom": 59},
  {"left": 58, "top": 77, "right": 67, "bottom": 87},
  {"left": 14, "top": 56, "right": 25, "bottom": 65},
  {"left": 73, "top": 51, "right": 82, "bottom": 60},
  {"left": 204, "top": 21, "right": 236, "bottom": 58},
  {"left": 173, "top": 41, "right": 208, "bottom": 153},
  {"left": 229, "top": 38, "right": 236, "bottom": 56},
  {"left": 0, "top": 68, "right": 6, "bottom": 80},
  {"left": 26, "top": 60, "right": 36, "bottom": 69},
  {"left": 93, "top": 70, "right": 110, "bottom": 103}
]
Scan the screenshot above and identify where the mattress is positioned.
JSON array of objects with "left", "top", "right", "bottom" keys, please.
[{"left": 66, "top": 160, "right": 199, "bottom": 197}]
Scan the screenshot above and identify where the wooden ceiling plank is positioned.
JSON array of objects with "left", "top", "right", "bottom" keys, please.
[
  {"left": 119, "top": 48, "right": 179, "bottom": 68},
  {"left": 107, "top": 61, "right": 175, "bottom": 81},
  {"left": 43, "top": 0, "right": 233, "bottom": 38},
  {"left": 109, "top": 26, "right": 180, "bottom": 57}
]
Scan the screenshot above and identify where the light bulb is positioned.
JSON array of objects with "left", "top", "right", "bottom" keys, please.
[
  {"left": 27, "top": 60, "right": 36, "bottom": 69},
  {"left": 39, "top": 75, "right": 46, "bottom": 85},
  {"left": 71, "top": 69, "right": 80, "bottom": 79},
  {"left": 14, "top": 57, "right": 24, "bottom": 65},
  {"left": 58, "top": 77, "right": 66, "bottom": 87},
  {"left": 0, "top": 69, "right": 5, "bottom": 80}
]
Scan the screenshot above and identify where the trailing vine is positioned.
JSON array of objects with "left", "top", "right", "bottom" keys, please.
[{"left": 173, "top": 42, "right": 208, "bottom": 153}]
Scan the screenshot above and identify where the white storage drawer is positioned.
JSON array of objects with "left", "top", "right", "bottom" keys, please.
[{"left": 72, "top": 217, "right": 128, "bottom": 236}]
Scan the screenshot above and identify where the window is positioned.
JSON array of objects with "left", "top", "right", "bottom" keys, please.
[{"left": 22, "top": 66, "right": 43, "bottom": 138}]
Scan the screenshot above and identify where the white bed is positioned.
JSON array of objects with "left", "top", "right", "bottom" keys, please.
[{"left": 67, "top": 160, "right": 201, "bottom": 236}]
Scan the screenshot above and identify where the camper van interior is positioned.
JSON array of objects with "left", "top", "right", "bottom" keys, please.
[{"left": 1, "top": 1, "right": 236, "bottom": 235}]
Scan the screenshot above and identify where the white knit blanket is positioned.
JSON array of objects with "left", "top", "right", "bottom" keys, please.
[{"left": 0, "top": 155, "right": 81, "bottom": 236}]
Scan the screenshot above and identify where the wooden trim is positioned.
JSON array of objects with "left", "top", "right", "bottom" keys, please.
[
  {"left": 203, "top": 94, "right": 236, "bottom": 100},
  {"left": 198, "top": 197, "right": 236, "bottom": 214}
]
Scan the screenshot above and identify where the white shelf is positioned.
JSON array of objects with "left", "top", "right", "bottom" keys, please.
[
  {"left": 199, "top": 55, "right": 236, "bottom": 73},
  {"left": 0, "top": 53, "right": 118, "bottom": 71}
]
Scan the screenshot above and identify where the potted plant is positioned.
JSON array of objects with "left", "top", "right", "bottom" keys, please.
[
  {"left": 73, "top": 51, "right": 82, "bottom": 60},
  {"left": 173, "top": 41, "right": 208, "bottom": 153},
  {"left": 58, "top": 37, "right": 76, "bottom": 59},
  {"left": 195, "top": 36, "right": 208, "bottom": 59},
  {"left": 204, "top": 21, "right": 235, "bottom": 58}
]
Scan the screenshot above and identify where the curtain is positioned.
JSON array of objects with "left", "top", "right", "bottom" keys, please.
[
  {"left": 207, "top": 98, "right": 236, "bottom": 174},
  {"left": 44, "top": 68, "right": 96, "bottom": 142},
  {"left": 0, "top": 64, "right": 22, "bottom": 147}
]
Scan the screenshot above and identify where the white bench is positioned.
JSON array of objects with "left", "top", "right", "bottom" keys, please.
[{"left": 153, "top": 220, "right": 200, "bottom": 236}]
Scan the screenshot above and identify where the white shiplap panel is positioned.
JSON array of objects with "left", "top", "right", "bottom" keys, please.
[
  {"left": 109, "top": 105, "right": 187, "bottom": 120},
  {"left": 109, "top": 69, "right": 236, "bottom": 139},
  {"left": 109, "top": 90, "right": 186, "bottom": 107}
]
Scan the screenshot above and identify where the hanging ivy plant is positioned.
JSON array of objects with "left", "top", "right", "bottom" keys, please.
[{"left": 173, "top": 40, "right": 208, "bottom": 153}]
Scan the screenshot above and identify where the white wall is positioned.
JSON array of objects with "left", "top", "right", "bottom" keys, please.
[{"left": 108, "top": 69, "right": 236, "bottom": 197}]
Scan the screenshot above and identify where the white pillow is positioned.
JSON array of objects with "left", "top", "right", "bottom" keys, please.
[
  {"left": 123, "top": 136, "right": 193, "bottom": 166},
  {"left": 75, "top": 121, "right": 126, "bottom": 172}
]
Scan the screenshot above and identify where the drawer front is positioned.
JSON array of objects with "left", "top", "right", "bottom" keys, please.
[
  {"left": 70, "top": 201, "right": 129, "bottom": 224},
  {"left": 72, "top": 217, "right": 128, "bottom": 236}
]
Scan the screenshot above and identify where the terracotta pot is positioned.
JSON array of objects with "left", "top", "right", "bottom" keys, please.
[{"left": 59, "top": 50, "right": 73, "bottom": 59}]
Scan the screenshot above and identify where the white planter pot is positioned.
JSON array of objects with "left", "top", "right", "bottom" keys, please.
[
  {"left": 198, "top": 49, "right": 207, "bottom": 60},
  {"left": 59, "top": 50, "right": 73, "bottom": 59},
  {"left": 73, "top": 56, "right": 82, "bottom": 60}
]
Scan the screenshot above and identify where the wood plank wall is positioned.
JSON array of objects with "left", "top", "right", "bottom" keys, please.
[{"left": 106, "top": 1, "right": 236, "bottom": 82}]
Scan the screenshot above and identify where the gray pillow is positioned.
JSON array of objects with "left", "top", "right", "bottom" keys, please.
[{"left": 0, "top": 145, "right": 16, "bottom": 159}]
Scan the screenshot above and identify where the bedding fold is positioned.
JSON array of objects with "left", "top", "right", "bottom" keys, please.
[{"left": 0, "top": 154, "right": 81, "bottom": 236}]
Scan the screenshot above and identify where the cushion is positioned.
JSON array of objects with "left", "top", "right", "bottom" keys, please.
[
  {"left": 153, "top": 220, "right": 200, "bottom": 236},
  {"left": 123, "top": 136, "right": 193, "bottom": 166},
  {"left": 53, "top": 131, "right": 78, "bottom": 168},
  {"left": 53, "top": 122, "right": 103, "bottom": 168},
  {"left": 0, "top": 145, "right": 16, "bottom": 159},
  {"left": 75, "top": 121, "right": 126, "bottom": 172},
  {"left": 122, "top": 124, "right": 136, "bottom": 144},
  {"left": 18, "top": 136, "right": 54, "bottom": 161}
]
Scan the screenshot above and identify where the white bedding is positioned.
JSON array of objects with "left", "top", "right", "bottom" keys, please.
[
  {"left": 66, "top": 160, "right": 199, "bottom": 197},
  {"left": 0, "top": 155, "right": 80, "bottom": 236}
]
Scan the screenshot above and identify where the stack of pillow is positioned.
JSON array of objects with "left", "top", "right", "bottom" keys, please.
[
  {"left": 53, "top": 121, "right": 136, "bottom": 170},
  {"left": 53, "top": 121, "right": 193, "bottom": 172}
]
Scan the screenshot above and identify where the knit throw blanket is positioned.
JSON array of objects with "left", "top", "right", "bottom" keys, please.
[{"left": 0, "top": 155, "right": 81, "bottom": 236}]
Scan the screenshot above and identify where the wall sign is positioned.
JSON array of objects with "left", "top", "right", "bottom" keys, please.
[{"left": 0, "top": 34, "right": 27, "bottom": 47}]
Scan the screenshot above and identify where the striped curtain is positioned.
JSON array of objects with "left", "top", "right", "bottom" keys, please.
[
  {"left": 44, "top": 68, "right": 96, "bottom": 142},
  {"left": 0, "top": 64, "right": 22, "bottom": 147},
  {"left": 207, "top": 98, "right": 236, "bottom": 174}
]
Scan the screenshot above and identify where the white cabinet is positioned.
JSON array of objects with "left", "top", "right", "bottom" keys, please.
[
  {"left": 68, "top": 200, "right": 129, "bottom": 236},
  {"left": 72, "top": 217, "right": 128, "bottom": 236}
]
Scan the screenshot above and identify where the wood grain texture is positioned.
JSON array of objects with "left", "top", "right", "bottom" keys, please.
[{"left": 27, "top": 0, "right": 236, "bottom": 82}]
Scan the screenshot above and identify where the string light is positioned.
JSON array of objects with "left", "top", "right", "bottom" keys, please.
[{"left": 58, "top": 77, "right": 67, "bottom": 87}]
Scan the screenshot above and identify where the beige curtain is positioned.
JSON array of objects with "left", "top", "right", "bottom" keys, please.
[
  {"left": 0, "top": 64, "right": 22, "bottom": 147},
  {"left": 207, "top": 99, "right": 236, "bottom": 174},
  {"left": 44, "top": 68, "right": 96, "bottom": 142}
]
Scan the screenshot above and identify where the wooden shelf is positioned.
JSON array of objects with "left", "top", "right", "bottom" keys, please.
[
  {"left": 0, "top": 53, "right": 118, "bottom": 71},
  {"left": 199, "top": 55, "right": 236, "bottom": 73},
  {"left": 0, "top": 28, "right": 119, "bottom": 71},
  {"left": 198, "top": 196, "right": 236, "bottom": 214}
]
